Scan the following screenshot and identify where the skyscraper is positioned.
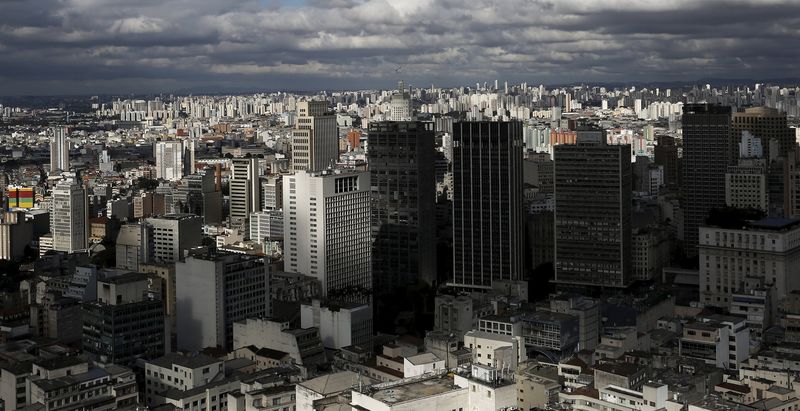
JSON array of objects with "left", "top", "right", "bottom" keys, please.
[
  {"left": 450, "top": 121, "right": 524, "bottom": 290},
  {"left": 553, "top": 125, "right": 632, "bottom": 289},
  {"left": 50, "top": 127, "right": 70, "bottom": 173},
  {"left": 368, "top": 121, "right": 436, "bottom": 292},
  {"left": 51, "top": 181, "right": 88, "bottom": 253},
  {"left": 228, "top": 157, "right": 260, "bottom": 228},
  {"left": 154, "top": 140, "right": 184, "bottom": 181},
  {"left": 283, "top": 170, "right": 371, "bottom": 300},
  {"left": 654, "top": 135, "right": 679, "bottom": 189},
  {"left": 682, "top": 104, "right": 734, "bottom": 257},
  {"left": 291, "top": 101, "right": 338, "bottom": 172},
  {"left": 145, "top": 213, "right": 202, "bottom": 263}
]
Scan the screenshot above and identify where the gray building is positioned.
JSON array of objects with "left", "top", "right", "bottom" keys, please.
[
  {"left": 229, "top": 157, "right": 260, "bottom": 229},
  {"left": 50, "top": 181, "right": 88, "bottom": 253},
  {"left": 115, "top": 223, "right": 152, "bottom": 271},
  {"left": 682, "top": 104, "right": 733, "bottom": 257},
  {"left": 554, "top": 125, "right": 632, "bottom": 289},
  {"left": 82, "top": 272, "right": 166, "bottom": 366},
  {"left": 451, "top": 121, "right": 524, "bottom": 290},
  {"left": 176, "top": 251, "right": 270, "bottom": 351},
  {"left": 291, "top": 101, "right": 338, "bottom": 172},
  {"left": 145, "top": 213, "right": 202, "bottom": 263},
  {"left": 368, "top": 121, "right": 437, "bottom": 292}
]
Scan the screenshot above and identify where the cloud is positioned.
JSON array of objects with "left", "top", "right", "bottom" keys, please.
[{"left": 0, "top": 0, "right": 798, "bottom": 95}]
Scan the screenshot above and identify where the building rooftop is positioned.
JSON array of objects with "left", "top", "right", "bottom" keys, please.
[
  {"left": 148, "top": 353, "right": 220, "bottom": 370},
  {"left": 406, "top": 353, "right": 441, "bottom": 366},
  {"left": 367, "top": 374, "right": 463, "bottom": 405},
  {"left": 299, "top": 371, "right": 369, "bottom": 396}
]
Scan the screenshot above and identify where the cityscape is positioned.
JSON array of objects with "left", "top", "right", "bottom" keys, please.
[{"left": 2, "top": 1, "right": 800, "bottom": 411}]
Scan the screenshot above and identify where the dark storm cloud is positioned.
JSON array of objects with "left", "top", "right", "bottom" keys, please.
[{"left": 0, "top": 0, "right": 798, "bottom": 95}]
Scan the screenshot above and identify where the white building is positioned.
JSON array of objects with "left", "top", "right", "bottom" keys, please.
[
  {"left": 248, "top": 210, "right": 283, "bottom": 243},
  {"left": 389, "top": 80, "right": 413, "bottom": 121},
  {"left": 403, "top": 353, "right": 444, "bottom": 378},
  {"left": 175, "top": 252, "right": 270, "bottom": 352},
  {"left": 283, "top": 170, "right": 371, "bottom": 298},
  {"left": 291, "top": 101, "right": 338, "bottom": 172},
  {"left": 559, "top": 382, "right": 672, "bottom": 411},
  {"left": 699, "top": 218, "right": 800, "bottom": 307},
  {"left": 463, "top": 330, "right": 527, "bottom": 371},
  {"left": 51, "top": 181, "right": 88, "bottom": 253},
  {"left": 233, "top": 318, "right": 325, "bottom": 367},
  {"left": 300, "top": 299, "right": 372, "bottom": 350},
  {"left": 144, "top": 353, "right": 224, "bottom": 406},
  {"left": 49, "top": 127, "right": 69, "bottom": 173},
  {"left": 679, "top": 315, "right": 750, "bottom": 370},
  {"left": 155, "top": 140, "right": 184, "bottom": 181},
  {"left": 296, "top": 371, "right": 371, "bottom": 411}
]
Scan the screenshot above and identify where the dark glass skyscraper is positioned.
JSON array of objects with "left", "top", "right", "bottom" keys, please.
[
  {"left": 451, "top": 121, "right": 523, "bottom": 290},
  {"left": 368, "top": 121, "right": 436, "bottom": 292},
  {"left": 553, "top": 125, "right": 632, "bottom": 289},
  {"left": 682, "top": 104, "right": 734, "bottom": 257}
]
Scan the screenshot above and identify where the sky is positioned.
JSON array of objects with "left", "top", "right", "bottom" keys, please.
[{"left": 0, "top": 0, "right": 798, "bottom": 96}]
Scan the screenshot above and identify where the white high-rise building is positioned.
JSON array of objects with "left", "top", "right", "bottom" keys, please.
[
  {"left": 50, "top": 181, "right": 88, "bottom": 253},
  {"left": 50, "top": 127, "right": 70, "bottom": 173},
  {"left": 291, "top": 101, "right": 338, "bottom": 172},
  {"left": 145, "top": 213, "right": 202, "bottom": 263},
  {"left": 389, "top": 80, "right": 413, "bottom": 121},
  {"left": 248, "top": 210, "right": 284, "bottom": 243},
  {"left": 229, "top": 157, "right": 260, "bottom": 228},
  {"left": 283, "top": 170, "right": 371, "bottom": 298},
  {"left": 154, "top": 141, "right": 184, "bottom": 181}
]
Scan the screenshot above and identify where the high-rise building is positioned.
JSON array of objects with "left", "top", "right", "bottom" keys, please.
[
  {"left": 228, "top": 158, "right": 260, "bottom": 228},
  {"left": 291, "top": 101, "right": 338, "bottom": 172},
  {"left": 175, "top": 251, "right": 270, "bottom": 351},
  {"left": 368, "top": 121, "right": 436, "bottom": 292},
  {"left": 115, "top": 222, "right": 152, "bottom": 271},
  {"left": 389, "top": 81, "right": 413, "bottom": 121},
  {"left": 175, "top": 167, "right": 222, "bottom": 224},
  {"left": 733, "top": 106, "right": 795, "bottom": 160},
  {"left": 183, "top": 138, "right": 197, "bottom": 176},
  {"left": 82, "top": 272, "right": 166, "bottom": 366},
  {"left": 145, "top": 213, "right": 202, "bottom": 263},
  {"left": 654, "top": 135, "right": 679, "bottom": 188},
  {"left": 248, "top": 210, "right": 283, "bottom": 243},
  {"left": 50, "top": 127, "right": 70, "bottom": 173},
  {"left": 725, "top": 159, "right": 769, "bottom": 212},
  {"left": 553, "top": 125, "right": 632, "bottom": 288},
  {"left": 283, "top": 170, "right": 371, "bottom": 300},
  {"left": 50, "top": 181, "right": 88, "bottom": 253},
  {"left": 682, "top": 104, "right": 733, "bottom": 257},
  {"left": 154, "top": 140, "right": 184, "bottom": 181},
  {"left": 260, "top": 175, "right": 283, "bottom": 211},
  {"left": 450, "top": 121, "right": 524, "bottom": 290}
]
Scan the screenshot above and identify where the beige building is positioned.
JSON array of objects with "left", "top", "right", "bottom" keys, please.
[
  {"left": 725, "top": 158, "right": 768, "bottom": 212},
  {"left": 291, "top": 101, "right": 338, "bottom": 172}
]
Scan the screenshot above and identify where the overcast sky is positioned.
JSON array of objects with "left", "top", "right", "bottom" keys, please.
[{"left": 0, "top": 0, "right": 797, "bottom": 96}]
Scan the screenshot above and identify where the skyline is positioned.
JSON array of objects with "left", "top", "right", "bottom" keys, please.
[{"left": 2, "top": 0, "right": 800, "bottom": 96}]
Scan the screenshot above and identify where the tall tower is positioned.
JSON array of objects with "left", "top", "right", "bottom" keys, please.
[
  {"left": 554, "top": 125, "right": 632, "bottom": 289},
  {"left": 51, "top": 181, "right": 88, "bottom": 253},
  {"left": 228, "top": 157, "right": 260, "bottom": 228},
  {"left": 368, "top": 121, "right": 436, "bottom": 293},
  {"left": 50, "top": 127, "right": 70, "bottom": 173},
  {"left": 291, "top": 101, "right": 338, "bottom": 172},
  {"left": 682, "top": 104, "right": 734, "bottom": 257},
  {"left": 154, "top": 141, "right": 184, "bottom": 181},
  {"left": 389, "top": 81, "right": 413, "bottom": 121},
  {"left": 283, "top": 170, "right": 371, "bottom": 301},
  {"left": 450, "top": 121, "right": 524, "bottom": 290}
]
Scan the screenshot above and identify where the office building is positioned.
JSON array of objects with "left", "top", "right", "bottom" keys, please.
[
  {"left": 300, "top": 299, "right": 372, "bottom": 350},
  {"left": 115, "top": 222, "right": 152, "bottom": 271},
  {"left": 175, "top": 252, "right": 270, "bottom": 351},
  {"left": 291, "top": 101, "right": 338, "bottom": 172},
  {"left": 248, "top": 209, "right": 283, "bottom": 243},
  {"left": 82, "top": 272, "right": 166, "bottom": 366},
  {"left": 679, "top": 315, "right": 749, "bottom": 370},
  {"left": 554, "top": 125, "right": 632, "bottom": 288},
  {"left": 733, "top": 106, "right": 795, "bottom": 160},
  {"left": 682, "top": 104, "right": 733, "bottom": 257},
  {"left": 260, "top": 175, "right": 282, "bottom": 210},
  {"left": 654, "top": 135, "right": 679, "bottom": 189},
  {"left": 49, "top": 127, "right": 69, "bottom": 173},
  {"left": 229, "top": 157, "right": 260, "bottom": 228},
  {"left": 699, "top": 217, "right": 800, "bottom": 308},
  {"left": 0, "top": 211, "right": 33, "bottom": 261},
  {"left": 175, "top": 167, "right": 222, "bottom": 224},
  {"left": 145, "top": 213, "right": 202, "bottom": 263},
  {"left": 368, "top": 121, "right": 436, "bottom": 292},
  {"left": 155, "top": 140, "right": 184, "bottom": 181},
  {"left": 283, "top": 170, "right": 371, "bottom": 300},
  {"left": 725, "top": 158, "right": 769, "bottom": 212},
  {"left": 50, "top": 181, "right": 88, "bottom": 253},
  {"left": 450, "top": 121, "right": 524, "bottom": 289}
]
